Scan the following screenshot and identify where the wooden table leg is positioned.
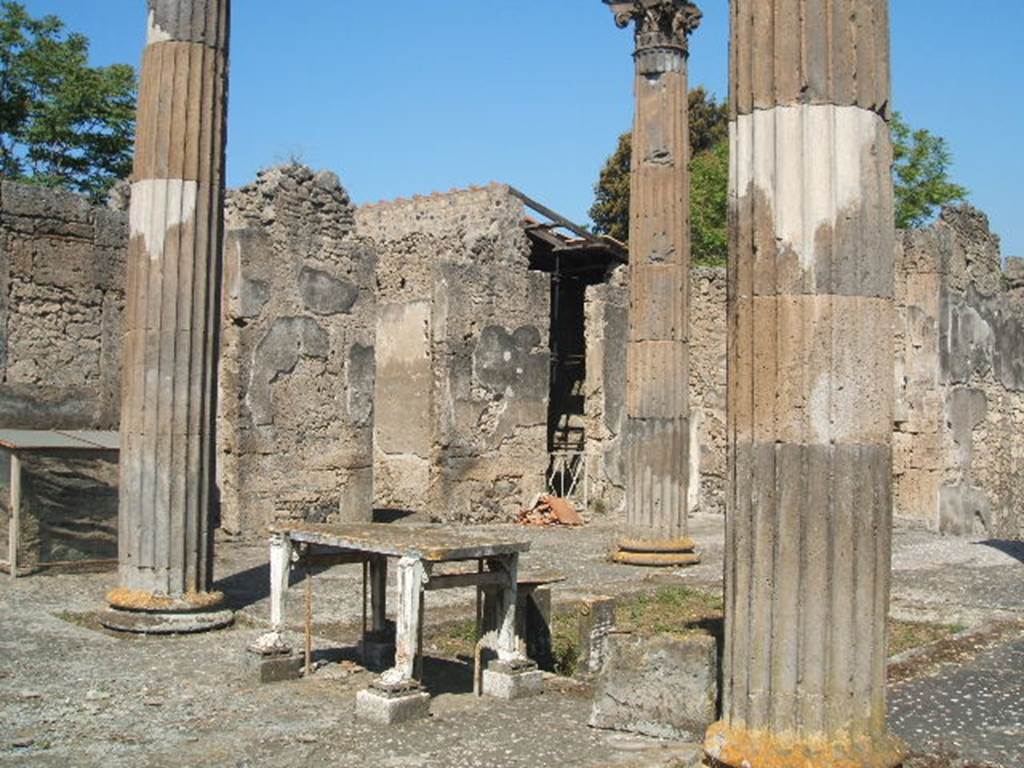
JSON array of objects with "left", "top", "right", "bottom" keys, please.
[
  {"left": 250, "top": 532, "right": 293, "bottom": 655},
  {"left": 381, "top": 556, "right": 429, "bottom": 686},
  {"left": 369, "top": 554, "right": 388, "bottom": 636},
  {"left": 490, "top": 553, "right": 526, "bottom": 662}
]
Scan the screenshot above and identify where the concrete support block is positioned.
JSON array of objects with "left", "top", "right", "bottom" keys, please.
[
  {"left": 249, "top": 652, "right": 304, "bottom": 684},
  {"left": 481, "top": 660, "right": 544, "bottom": 700},
  {"left": 589, "top": 632, "right": 716, "bottom": 742},
  {"left": 355, "top": 687, "right": 431, "bottom": 725}
]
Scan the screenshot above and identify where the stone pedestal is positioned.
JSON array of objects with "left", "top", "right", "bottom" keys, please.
[
  {"left": 590, "top": 632, "right": 716, "bottom": 741},
  {"left": 577, "top": 595, "right": 617, "bottom": 678},
  {"left": 481, "top": 660, "right": 545, "bottom": 700},
  {"left": 106, "top": 0, "right": 231, "bottom": 633},
  {"left": 355, "top": 684, "right": 431, "bottom": 725},
  {"left": 604, "top": 0, "right": 702, "bottom": 567},
  {"left": 706, "top": 1, "right": 903, "bottom": 766}
]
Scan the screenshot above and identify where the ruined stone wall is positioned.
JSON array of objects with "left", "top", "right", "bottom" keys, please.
[
  {"left": 218, "top": 165, "right": 376, "bottom": 535},
  {"left": 358, "top": 185, "right": 550, "bottom": 524},
  {"left": 0, "top": 182, "right": 126, "bottom": 429},
  {"left": 673, "top": 206, "right": 1024, "bottom": 539},
  {"left": 584, "top": 264, "right": 727, "bottom": 517},
  {"left": 688, "top": 266, "right": 727, "bottom": 516},
  {"left": 584, "top": 265, "right": 628, "bottom": 514},
  {"left": 895, "top": 206, "right": 1024, "bottom": 538}
]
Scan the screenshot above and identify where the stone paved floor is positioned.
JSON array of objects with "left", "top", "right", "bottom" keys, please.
[
  {"left": 1, "top": 516, "right": 1022, "bottom": 767},
  {"left": 891, "top": 637, "right": 1024, "bottom": 767}
]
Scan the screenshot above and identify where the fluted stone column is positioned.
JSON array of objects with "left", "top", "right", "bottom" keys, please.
[
  {"left": 604, "top": 0, "right": 701, "bottom": 567},
  {"left": 705, "top": 1, "right": 902, "bottom": 765},
  {"left": 101, "top": 0, "right": 232, "bottom": 634}
]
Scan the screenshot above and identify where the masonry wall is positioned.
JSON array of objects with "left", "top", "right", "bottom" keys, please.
[
  {"left": 218, "top": 165, "right": 376, "bottom": 535},
  {"left": 0, "top": 182, "right": 126, "bottom": 429},
  {"left": 358, "top": 185, "right": 551, "bottom": 524},
  {"left": 672, "top": 206, "right": 1024, "bottom": 539},
  {"left": 584, "top": 265, "right": 628, "bottom": 514},
  {"left": 895, "top": 206, "right": 1024, "bottom": 538}
]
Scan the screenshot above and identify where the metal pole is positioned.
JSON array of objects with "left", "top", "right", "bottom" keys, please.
[
  {"left": 10, "top": 452, "right": 20, "bottom": 579},
  {"left": 304, "top": 567, "right": 313, "bottom": 676}
]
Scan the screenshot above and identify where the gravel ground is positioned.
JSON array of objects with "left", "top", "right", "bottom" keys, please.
[{"left": 1, "top": 515, "right": 1021, "bottom": 767}]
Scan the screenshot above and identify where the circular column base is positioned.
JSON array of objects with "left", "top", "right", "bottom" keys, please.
[
  {"left": 100, "top": 607, "right": 234, "bottom": 635},
  {"left": 704, "top": 721, "right": 904, "bottom": 768},
  {"left": 612, "top": 536, "right": 701, "bottom": 567},
  {"left": 101, "top": 588, "right": 233, "bottom": 635}
]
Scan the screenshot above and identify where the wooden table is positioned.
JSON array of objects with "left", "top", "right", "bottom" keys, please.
[{"left": 256, "top": 522, "right": 532, "bottom": 690}]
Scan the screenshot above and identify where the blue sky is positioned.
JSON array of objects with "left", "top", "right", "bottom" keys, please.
[{"left": 26, "top": 1, "right": 1024, "bottom": 256}]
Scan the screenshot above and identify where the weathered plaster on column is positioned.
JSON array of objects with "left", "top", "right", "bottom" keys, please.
[
  {"left": 108, "top": 0, "right": 230, "bottom": 614},
  {"left": 707, "top": 0, "right": 902, "bottom": 765}
]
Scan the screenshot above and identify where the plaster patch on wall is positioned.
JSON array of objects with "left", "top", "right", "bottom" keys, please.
[
  {"left": 731, "top": 105, "right": 884, "bottom": 273},
  {"left": 129, "top": 179, "right": 198, "bottom": 260}
]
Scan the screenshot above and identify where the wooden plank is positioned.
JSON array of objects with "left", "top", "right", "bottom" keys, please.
[
  {"left": 273, "top": 522, "right": 530, "bottom": 562},
  {"left": 424, "top": 571, "right": 508, "bottom": 592}
]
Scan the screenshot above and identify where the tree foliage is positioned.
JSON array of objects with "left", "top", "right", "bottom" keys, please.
[
  {"left": 0, "top": 2, "right": 136, "bottom": 202},
  {"left": 592, "top": 94, "right": 969, "bottom": 264},
  {"left": 891, "top": 111, "right": 967, "bottom": 229},
  {"left": 689, "top": 139, "right": 729, "bottom": 264}
]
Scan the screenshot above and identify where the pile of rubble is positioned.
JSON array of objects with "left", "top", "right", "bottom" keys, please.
[{"left": 517, "top": 495, "right": 584, "bottom": 527}]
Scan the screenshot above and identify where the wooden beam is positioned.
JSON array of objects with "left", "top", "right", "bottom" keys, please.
[{"left": 424, "top": 571, "right": 508, "bottom": 592}]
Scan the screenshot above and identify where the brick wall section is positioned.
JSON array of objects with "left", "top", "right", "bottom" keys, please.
[
  {"left": 357, "top": 185, "right": 551, "bottom": 524},
  {"left": 0, "top": 182, "right": 126, "bottom": 430},
  {"left": 218, "top": 165, "right": 377, "bottom": 535}
]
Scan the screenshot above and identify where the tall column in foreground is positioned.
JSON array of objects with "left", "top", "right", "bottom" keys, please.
[
  {"left": 705, "top": 1, "right": 902, "bottom": 765},
  {"left": 102, "top": 0, "right": 232, "bottom": 634},
  {"left": 604, "top": 0, "right": 701, "bottom": 567}
]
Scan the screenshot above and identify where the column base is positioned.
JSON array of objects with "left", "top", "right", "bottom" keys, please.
[
  {"left": 356, "top": 682, "right": 431, "bottom": 724},
  {"left": 101, "top": 589, "right": 233, "bottom": 635},
  {"left": 481, "top": 659, "right": 544, "bottom": 700},
  {"left": 612, "top": 536, "right": 701, "bottom": 567},
  {"left": 704, "top": 721, "right": 904, "bottom": 768}
]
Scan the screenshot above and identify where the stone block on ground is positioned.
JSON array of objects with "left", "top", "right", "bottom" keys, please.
[
  {"left": 355, "top": 687, "right": 431, "bottom": 725},
  {"left": 248, "top": 652, "right": 304, "bottom": 684},
  {"left": 577, "top": 595, "right": 616, "bottom": 678},
  {"left": 481, "top": 660, "right": 544, "bottom": 700},
  {"left": 589, "top": 631, "right": 716, "bottom": 741}
]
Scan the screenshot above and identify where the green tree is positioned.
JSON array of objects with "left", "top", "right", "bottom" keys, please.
[
  {"left": 589, "top": 88, "right": 729, "bottom": 263},
  {"left": 0, "top": 2, "right": 136, "bottom": 202},
  {"left": 891, "top": 111, "right": 967, "bottom": 229},
  {"left": 689, "top": 139, "right": 728, "bottom": 264}
]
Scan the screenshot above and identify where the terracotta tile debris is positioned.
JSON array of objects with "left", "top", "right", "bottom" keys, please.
[{"left": 518, "top": 495, "right": 584, "bottom": 527}]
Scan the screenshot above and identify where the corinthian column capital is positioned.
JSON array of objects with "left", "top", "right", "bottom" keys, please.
[{"left": 604, "top": 0, "right": 702, "bottom": 55}]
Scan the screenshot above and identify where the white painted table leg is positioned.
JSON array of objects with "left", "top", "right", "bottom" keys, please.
[
  {"left": 250, "top": 532, "right": 293, "bottom": 655},
  {"left": 380, "top": 556, "right": 428, "bottom": 686},
  {"left": 480, "top": 553, "right": 542, "bottom": 700},
  {"left": 493, "top": 553, "right": 525, "bottom": 662}
]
